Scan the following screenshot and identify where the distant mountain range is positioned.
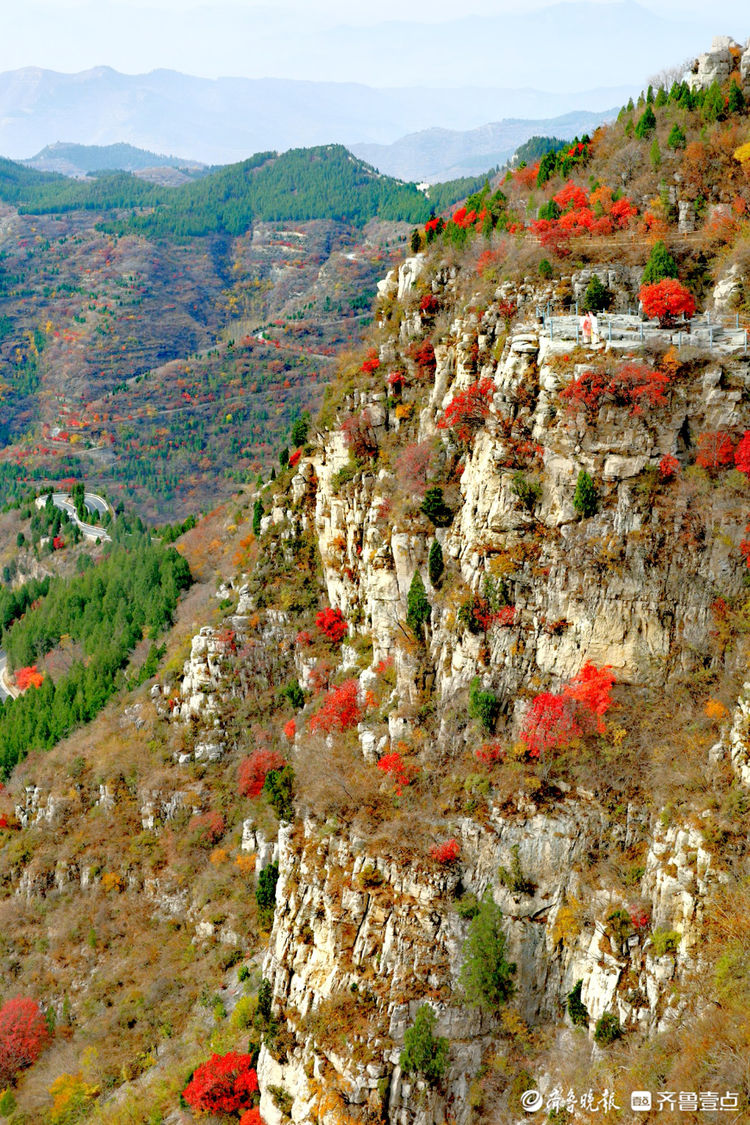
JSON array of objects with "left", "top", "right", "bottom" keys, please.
[
  {"left": 350, "top": 111, "right": 616, "bottom": 183},
  {"left": 0, "top": 65, "right": 636, "bottom": 175},
  {"left": 23, "top": 142, "right": 206, "bottom": 178}
]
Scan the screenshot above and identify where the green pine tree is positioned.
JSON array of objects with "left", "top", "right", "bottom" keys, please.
[
  {"left": 573, "top": 470, "right": 597, "bottom": 518},
  {"left": 634, "top": 105, "right": 657, "bottom": 139},
  {"left": 460, "top": 890, "right": 516, "bottom": 1009},
  {"left": 667, "top": 122, "right": 686, "bottom": 150},
  {"left": 406, "top": 571, "right": 431, "bottom": 635},
  {"left": 581, "top": 275, "right": 610, "bottom": 313},
  {"left": 252, "top": 498, "right": 263, "bottom": 536},
  {"left": 399, "top": 1005, "right": 450, "bottom": 1087},
  {"left": 728, "top": 80, "right": 746, "bottom": 115},
  {"left": 650, "top": 137, "right": 661, "bottom": 169},
  {"left": 428, "top": 540, "right": 444, "bottom": 586},
  {"left": 641, "top": 240, "right": 678, "bottom": 285}
]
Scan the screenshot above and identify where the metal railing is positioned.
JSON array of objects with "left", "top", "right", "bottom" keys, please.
[{"left": 534, "top": 304, "right": 749, "bottom": 355}]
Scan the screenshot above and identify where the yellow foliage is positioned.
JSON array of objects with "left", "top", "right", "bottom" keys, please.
[
  {"left": 210, "top": 848, "right": 228, "bottom": 865},
  {"left": 733, "top": 142, "right": 750, "bottom": 164},
  {"left": 48, "top": 1072, "right": 99, "bottom": 1124},
  {"left": 101, "top": 871, "right": 124, "bottom": 893},
  {"left": 552, "top": 896, "right": 584, "bottom": 948},
  {"left": 705, "top": 698, "right": 729, "bottom": 722},
  {"left": 235, "top": 854, "right": 255, "bottom": 874},
  {"left": 611, "top": 725, "right": 628, "bottom": 747},
  {"left": 394, "top": 403, "right": 413, "bottom": 420}
]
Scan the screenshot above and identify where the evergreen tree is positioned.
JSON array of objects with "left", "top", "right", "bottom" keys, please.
[
  {"left": 406, "top": 571, "right": 431, "bottom": 635},
  {"left": 279, "top": 447, "right": 289, "bottom": 468},
  {"left": 655, "top": 86, "right": 668, "bottom": 108},
  {"left": 428, "top": 540, "right": 444, "bottom": 586},
  {"left": 581, "top": 275, "right": 610, "bottom": 313},
  {"left": 728, "top": 80, "right": 746, "bottom": 115},
  {"left": 399, "top": 1005, "right": 449, "bottom": 1087},
  {"left": 410, "top": 228, "right": 421, "bottom": 254},
  {"left": 459, "top": 890, "right": 516, "bottom": 1009},
  {"left": 641, "top": 240, "right": 678, "bottom": 286},
  {"left": 252, "top": 498, "right": 263, "bottom": 537},
  {"left": 573, "top": 470, "right": 597, "bottom": 518},
  {"left": 634, "top": 105, "right": 657, "bottom": 139},
  {"left": 650, "top": 137, "right": 661, "bottom": 169},
  {"left": 290, "top": 412, "right": 310, "bottom": 447},
  {"left": 702, "top": 82, "right": 725, "bottom": 122},
  {"left": 421, "top": 487, "right": 453, "bottom": 527}
]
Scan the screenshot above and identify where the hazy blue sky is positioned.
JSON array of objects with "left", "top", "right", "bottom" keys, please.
[{"left": 0, "top": 0, "right": 746, "bottom": 85}]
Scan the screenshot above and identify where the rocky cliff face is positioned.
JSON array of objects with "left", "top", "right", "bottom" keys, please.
[{"left": 224, "top": 250, "right": 750, "bottom": 1121}]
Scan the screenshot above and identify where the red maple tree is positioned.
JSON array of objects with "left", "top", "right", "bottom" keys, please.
[
  {"left": 430, "top": 838, "right": 460, "bottom": 864},
  {"left": 734, "top": 430, "right": 750, "bottom": 476},
  {"left": 639, "top": 279, "right": 696, "bottom": 326},
  {"left": 0, "top": 997, "right": 49, "bottom": 1085},
  {"left": 15, "top": 665, "right": 44, "bottom": 690},
  {"left": 438, "top": 377, "right": 495, "bottom": 442},
  {"left": 560, "top": 362, "right": 669, "bottom": 417},
  {"left": 188, "top": 811, "right": 226, "bottom": 846},
  {"left": 696, "top": 431, "right": 734, "bottom": 472},
  {"left": 658, "top": 454, "right": 680, "bottom": 481},
  {"left": 182, "top": 1053, "right": 259, "bottom": 1115},
  {"left": 520, "top": 663, "right": 615, "bottom": 757},
  {"left": 309, "top": 679, "right": 361, "bottom": 734},
  {"left": 315, "top": 607, "right": 348, "bottom": 644}
]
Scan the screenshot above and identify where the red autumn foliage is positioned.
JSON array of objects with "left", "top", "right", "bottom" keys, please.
[
  {"left": 658, "top": 454, "right": 680, "bottom": 481},
  {"left": 295, "top": 630, "right": 312, "bottom": 647},
  {"left": 341, "top": 410, "right": 378, "bottom": 460},
  {"left": 52, "top": 536, "right": 65, "bottom": 550},
  {"left": 630, "top": 906, "right": 650, "bottom": 931},
  {"left": 0, "top": 997, "right": 50, "bottom": 1085},
  {"left": 315, "top": 607, "right": 348, "bottom": 643},
  {"left": 475, "top": 741, "right": 505, "bottom": 764},
  {"left": 395, "top": 440, "right": 437, "bottom": 496},
  {"left": 188, "top": 811, "right": 226, "bottom": 846},
  {"left": 240, "top": 1110, "right": 266, "bottom": 1125},
  {"left": 361, "top": 348, "right": 380, "bottom": 374},
  {"left": 15, "top": 665, "right": 44, "bottom": 690},
  {"left": 554, "top": 182, "right": 589, "bottom": 212},
  {"left": 695, "top": 431, "right": 735, "bottom": 472},
  {"left": 411, "top": 340, "right": 437, "bottom": 379},
  {"left": 386, "top": 370, "right": 404, "bottom": 389},
  {"left": 288, "top": 448, "right": 301, "bottom": 468},
  {"left": 419, "top": 293, "right": 439, "bottom": 316},
  {"left": 560, "top": 362, "right": 669, "bottom": 417},
  {"left": 309, "top": 679, "right": 361, "bottom": 734},
  {"left": 734, "top": 430, "right": 750, "bottom": 476},
  {"left": 238, "top": 749, "right": 285, "bottom": 798},
  {"left": 520, "top": 663, "right": 615, "bottom": 758},
  {"left": 437, "top": 377, "right": 495, "bottom": 442},
  {"left": 639, "top": 279, "right": 696, "bottom": 326},
  {"left": 283, "top": 718, "right": 296, "bottom": 741},
  {"left": 376, "top": 751, "right": 418, "bottom": 794},
  {"left": 430, "top": 838, "right": 460, "bottom": 864},
  {"left": 182, "top": 1053, "right": 259, "bottom": 1115}
]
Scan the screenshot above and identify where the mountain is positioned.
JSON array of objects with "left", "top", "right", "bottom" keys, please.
[
  {"left": 0, "top": 65, "right": 638, "bottom": 166},
  {"left": 24, "top": 141, "right": 206, "bottom": 178},
  {"left": 351, "top": 109, "right": 617, "bottom": 182},
  {"left": 1, "top": 34, "right": 750, "bottom": 1125}
]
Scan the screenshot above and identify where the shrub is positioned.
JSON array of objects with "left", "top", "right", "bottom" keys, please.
[
  {"left": 410, "top": 339, "right": 437, "bottom": 379},
  {"left": 641, "top": 240, "right": 678, "bottom": 286},
  {"left": 460, "top": 891, "right": 516, "bottom": 1008},
  {"left": 428, "top": 540, "right": 444, "bottom": 585},
  {"left": 639, "top": 279, "right": 695, "bottom": 326},
  {"left": 395, "top": 441, "right": 437, "bottom": 496},
  {"left": 0, "top": 997, "right": 49, "bottom": 1085},
  {"left": 573, "top": 470, "right": 597, "bottom": 517},
  {"left": 399, "top": 1005, "right": 450, "bottom": 1088},
  {"left": 511, "top": 471, "right": 542, "bottom": 511},
  {"left": 651, "top": 929, "right": 681, "bottom": 956},
  {"left": 341, "top": 410, "right": 377, "bottom": 460},
  {"left": 430, "top": 838, "right": 460, "bottom": 864},
  {"left": 421, "top": 487, "right": 453, "bottom": 527},
  {"left": 538, "top": 258, "right": 553, "bottom": 278},
  {"left": 15, "top": 665, "right": 44, "bottom": 690},
  {"left": 239, "top": 750, "right": 286, "bottom": 799},
  {"left": 280, "top": 680, "right": 304, "bottom": 709},
  {"left": 182, "top": 1053, "right": 259, "bottom": 1114},
  {"left": 256, "top": 862, "right": 279, "bottom": 926},
  {"left": 252, "top": 498, "right": 263, "bottom": 536},
  {"left": 581, "top": 275, "right": 610, "bottom": 312},
  {"left": 406, "top": 571, "right": 431, "bottom": 635},
  {"left": 658, "top": 454, "right": 679, "bottom": 481},
  {"left": 567, "top": 981, "right": 589, "bottom": 1027},
  {"left": 239, "top": 1110, "right": 266, "bottom": 1125},
  {"left": 377, "top": 751, "right": 417, "bottom": 794},
  {"left": 315, "top": 607, "right": 348, "bottom": 643},
  {"left": 561, "top": 361, "right": 669, "bottom": 417},
  {"left": 309, "top": 679, "right": 361, "bottom": 734},
  {"left": 263, "top": 766, "right": 294, "bottom": 822},
  {"left": 189, "top": 812, "right": 225, "bottom": 847},
  {"left": 469, "top": 677, "right": 500, "bottom": 733},
  {"left": 519, "top": 663, "right": 614, "bottom": 757},
  {"left": 437, "top": 377, "right": 494, "bottom": 443},
  {"left": 594, "top": 1012, "right": 622, "bottom": 1045}
]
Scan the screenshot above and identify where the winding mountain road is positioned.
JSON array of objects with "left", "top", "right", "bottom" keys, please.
[{"left": 39, "top": 492, "right": 113, "bottom": 543}]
